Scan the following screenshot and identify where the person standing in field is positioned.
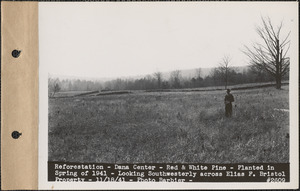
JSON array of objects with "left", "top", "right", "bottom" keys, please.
[{"left": 224, "top": 89, "right": 234, "bottom": 117}]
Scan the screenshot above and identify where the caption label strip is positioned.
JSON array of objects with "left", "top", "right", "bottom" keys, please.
[{"left": 48, "top": 162, "right": 289, "bottom": 182}]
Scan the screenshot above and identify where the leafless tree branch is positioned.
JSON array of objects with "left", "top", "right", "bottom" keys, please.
[{"left": 243, "top": 17, "right": 290, "bottom": 89}]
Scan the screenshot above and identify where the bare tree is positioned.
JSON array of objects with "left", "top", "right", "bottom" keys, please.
[
  {"left": 153, "top": 72, "right": 163, "bottom": 89},
  {"left": 243, "top": 17, "right": 290, "bottom": 89},
  {"left": 48, "top": 77, "right": 61, "bottom": 98},
  {"left": 195, "top": 68, "right": 202, "bottom": 79},
  {"left": 192, "top": 68, "right": 204, "bottom": 87},
  {"left": 170, "top": 70, "right": 181, "bottom": 89},
  {"left": 218, "top": 55, "right": 232, "bottom": 89}
]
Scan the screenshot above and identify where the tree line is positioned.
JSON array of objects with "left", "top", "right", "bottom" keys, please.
[{"left": 49, "top": 65, "right": 288, "bottom": 94}]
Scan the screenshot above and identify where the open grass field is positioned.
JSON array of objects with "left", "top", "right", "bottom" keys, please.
[{"left": 48, "top": 85, "right": 289, "bottom": 163}]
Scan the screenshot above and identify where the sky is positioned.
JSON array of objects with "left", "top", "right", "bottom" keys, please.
[{"left": 39, "top": 2, "right": 298, "bottom": 79}]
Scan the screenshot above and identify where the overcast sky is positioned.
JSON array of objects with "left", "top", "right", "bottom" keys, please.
[{"left": 39, "top": 2, "right": 297, "bottom": 79}]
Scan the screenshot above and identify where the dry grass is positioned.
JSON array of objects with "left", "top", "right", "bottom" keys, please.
[{"left": 48, "top": 86, "right": 289, "bottom": 163}]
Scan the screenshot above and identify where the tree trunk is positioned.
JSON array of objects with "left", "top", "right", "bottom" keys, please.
[
  {"left": 275, "top": 75, "right": 282, "bottom": 89},
  {"left": 275, "top": 40, "right": 282, "bottom": 89},
  {"left": 225, "top": 70, "right": 228, "bottom": 90}
]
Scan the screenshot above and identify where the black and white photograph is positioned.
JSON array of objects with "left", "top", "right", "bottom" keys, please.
[{"left": 38, "top": 2, "right": 298, "bottom": 189}]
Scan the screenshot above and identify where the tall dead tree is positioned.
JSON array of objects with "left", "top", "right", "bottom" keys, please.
[
  {"left": 48, "top": 77, "right": 61, "bottom": 98},
  {"left": 170, "top": 70, "right": 181, "bottom": 89},
  {"left": 243, "top": 17, "right": 290, "bottom": 89},
  {"left": 194, "top": 67, "right": 203, "bottom": 87},
  {"left": 218, "top": 55, "right": 232, "bottom": 90},
  {"left": 153, "top": 72, "right": 163, "bottom": 89},
  {"left": 196, "top": 68, "right": 202, "bottom": 79}
]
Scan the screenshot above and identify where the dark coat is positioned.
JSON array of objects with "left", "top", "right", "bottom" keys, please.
[
  {"left": 224, "top": 93, "right": 234, "bottom": 105},
  {"left": 224, "top": 93, "right": 234, "bottom": 117}
]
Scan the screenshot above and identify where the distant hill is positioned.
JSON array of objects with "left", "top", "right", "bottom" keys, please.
[
  {"left": 133, "top": 65, "right": 250, "bottom": 80},
  {"left": 52, "top": 65, "right": 250, "bottom": 82},
  {"left": 50, "top": 74, "right": 113, "bottom": 82}
]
